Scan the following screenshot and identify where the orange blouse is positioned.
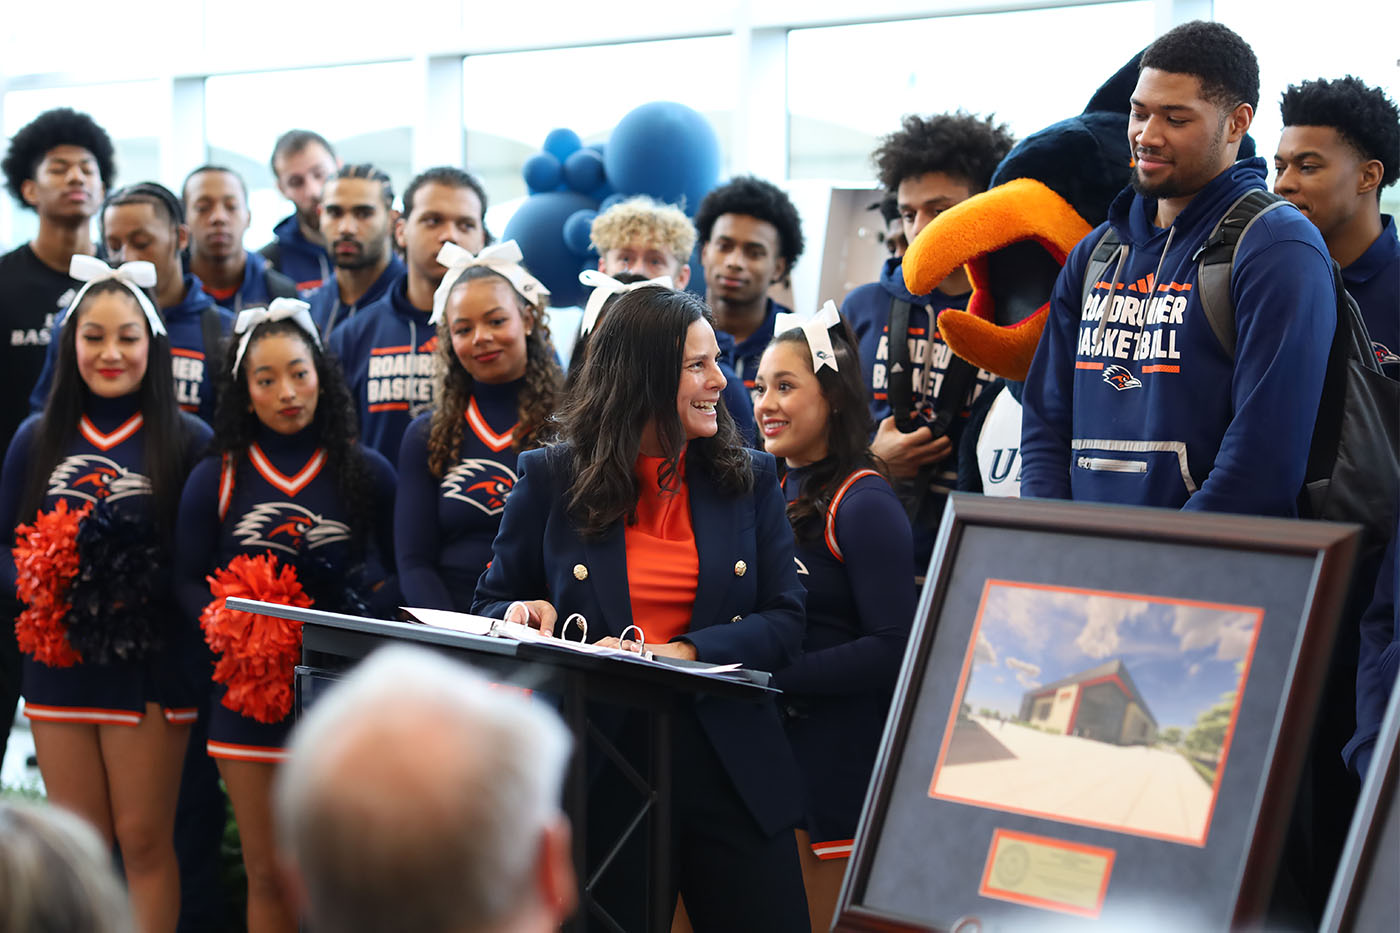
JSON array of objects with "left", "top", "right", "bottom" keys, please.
[{"left": 623, "top": 453, "right": 699, "bottom": 647}]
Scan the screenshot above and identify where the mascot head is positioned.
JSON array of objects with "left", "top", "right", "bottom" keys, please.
[{"left": 901, "top": 54, "right": 1143, "bottom": 380}]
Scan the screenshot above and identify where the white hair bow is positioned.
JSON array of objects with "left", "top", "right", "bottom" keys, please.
[
  {"left": 231, "top": 298, "right": 318, "bottom": 374},
  {"left": 803, "top": 300, "right": 843, "bottom": 372},
  {"left": 67, "top": 254, "right": 165, "bottom": 337},
  {"left": 431, "top": 240, "right": 551, "bottom": 326},
  {"left": 577, "top": 270, "right": 674, "bottom": 335}
]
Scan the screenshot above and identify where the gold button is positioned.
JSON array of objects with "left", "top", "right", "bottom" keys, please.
[
  {"left": 731, "top": 615, "right": 742, "bottom": 623},
  {"left": 734, "top": 560, "right": 747, "bottom": 577},
  {"left": 573, "top": 563, "right": 588, "bottom": 581}
]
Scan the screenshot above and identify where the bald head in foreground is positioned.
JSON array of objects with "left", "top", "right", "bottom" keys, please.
[{"left": 274, "top": 646, "right": 576, "bottom": 933}]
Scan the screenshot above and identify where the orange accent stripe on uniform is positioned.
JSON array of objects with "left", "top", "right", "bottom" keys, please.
[
  {"left": 248, "top": 444, "right": 325, "bottom": 497},
  {"left": 164, "top": 708, "right": 199, "bottom": 724},
  {"left": 217, "top": 453, "right": 236, "bottom": 521},
  {"left": 465, "top": 397, "right": 518, "bottom": 452},
  {"left": 79, "top": 413, "right": 143, "bottom": 450},
  {"left": 1141, "top": 364, "right": 1180, "bottom": 374},
  {"left": 825, "top": 469, "right": 882, "bottom": 562},
  {"left": 368, "top": 402, "right": 410, "bottom": 412},
  {"left": 370, "top": 345, "right": 411, "bottom": 355},
  {"left": 24, "top": 704, "right": 142, "bottom": 725},
  {"left": 206, "top": 741, "right": 289, "bottom": 763},
  {"left": 170, "top": 347, "right": 204, "bottom": 359},
  {"left": 1075, "top": 361, "right": 1105, "bottom": 370},
  {"left": 811, "top": 840, "right": 854, "bottom": 860}
]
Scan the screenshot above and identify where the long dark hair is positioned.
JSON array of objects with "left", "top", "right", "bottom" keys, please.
[
  {"left": 21, "top": 280, "right": 187, "bottom": 534},
  {"left": 564, "top": 271, "right": 648, "bottom": 397},
  {"left": 427, "top": 266, "right": 562, "bottom": 478},
  {"left": 559, "top": 287, "right": 751, "bottom": 537},
  {"left": 765, "top": 320, "right": 883, "bottom": 542},
  {"left": 210, "top": 319, "right": 374, "bottom": 552}
]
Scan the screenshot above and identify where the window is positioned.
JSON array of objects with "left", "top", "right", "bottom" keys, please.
[
  {"left": 205, "top": 62, "right": 416, "bottom": 250},
  {"left": 787, "top": 2, "right": 1156, "bottom": 181}
]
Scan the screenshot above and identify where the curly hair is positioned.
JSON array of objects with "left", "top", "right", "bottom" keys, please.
[
  {"left": 3, "top": 108, "right": 116, "bottom": 209},
  {"left": 558, "top": 287, "right": 751, "bottom": 537},
  {"left": 590, "top": 196, "right": 696, "bottom": 260},
  {"left": 762, "top": 320, "right": 885, "bottom": 541},
  {"left": 1141, "top": 20, "right": 1259, "bottom": 111},
  {"left": 210, "top": 320, "right": 375, "bottom": 554},
  {"left": 426, "top": 266, "right": 563, "bottom": 478},
  {"left": 1281, "top": 76, "right": 1400, "bottom": 190},
  {"left": 873, "top": 112, "right": 1015, "bottom": 194},
  {"left": 694, "top": 176, "right": 804, "bottom": 269}
]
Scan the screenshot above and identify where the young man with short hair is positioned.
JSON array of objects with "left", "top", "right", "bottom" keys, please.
[
  {"left": 329, "top": 166, "right": 485, "bottom": 461},
  {"left": 305, "top": 164, "right": 404, "bottom": 339},
  {"left": 696, "top": 176, "right": 804, "bottom": 397},
  {"left": 1021, "top": 20, "right": 1334, "bottom": 516},
  {"left": 259, "top": 129, "right": 338, "bottom": 291},
  {"left": 28, "top": 182, "right": 235, "bottom": 424},
  {"left": 842, "top": 112, "right": 1014, "bottom": 569},
  {"left": 0, "top": 105, "right": 115, "bottom": 791},
  {"left": 1275, "top": 76, "right": 1399, "bottom": 378},
  {"left": 182, "top": 164, "right": 297, "bottom": 313},
  {"left": 590, "top": 195, "right": 755, "bottom": 441}
]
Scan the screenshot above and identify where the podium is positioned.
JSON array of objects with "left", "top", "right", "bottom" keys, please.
[{"left": 227, "top": 598, "right": 776, "bottom": 933}]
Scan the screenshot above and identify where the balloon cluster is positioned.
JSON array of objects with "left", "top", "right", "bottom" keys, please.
[{"left": 503, "top": 102, "right": 722, "bottom": 307}]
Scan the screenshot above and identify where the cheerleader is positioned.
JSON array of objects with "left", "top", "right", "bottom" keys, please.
[
  {"left": 394, "top": 241, "right": 561, "bottom": 611},
  {"left": 173, "top": 299, "right": 395, "bottom": 933},
  {"left": 753, "top": 302, "right": 916, "bottom": 933},
  {"left": 0, "top": 258, "right": 211, "bottom": 933}
]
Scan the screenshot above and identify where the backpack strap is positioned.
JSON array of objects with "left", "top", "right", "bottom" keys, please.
[
  {"left": 201, "top": 307, "right": 227, "bottom": 380},
  {"left": 1080, "top": 226, "right": 1125, "bottom": 312},
  {"left": 825, "top": 469, "right": 882, "bottom": 562},
  {"left": 217, "top": 452, "right": 236, "bottom": 522},
  {"left": 886, "top": 297, "right": 916, "bottom": 429},
  {"left": 1191, "top": 189, "right": 1292, "bottom": 359}
]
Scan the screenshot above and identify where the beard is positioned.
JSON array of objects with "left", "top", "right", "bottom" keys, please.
[{"left": 333, "top": 238, "right": 386, "bottom": 270}]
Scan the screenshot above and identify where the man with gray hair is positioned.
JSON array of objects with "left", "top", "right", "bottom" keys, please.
[{"left": 274, "top": 646, "right": 577, "bottom": 933}]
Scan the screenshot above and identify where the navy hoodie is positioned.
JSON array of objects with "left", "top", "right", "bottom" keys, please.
[
  {"left": 1021, "top": 158, "right": 1335, "bottom": 515},
  {"left": 28, "top": 274, "right": 235, "bottom": 424},
  {"left": 206, "top": 250, "right": 298, "bottom": 314},
  {"left": 1343, "top": 213, "right": 1399, "bottom": 380},
  {"left": 328, "top": 276, "right": 437, "bottom": 463},
  {"left": 308, "top": 254, "right": 404, "bottom": 340},
  {"left": 259, "top": 214, "right": 332, "bottom": 293}
]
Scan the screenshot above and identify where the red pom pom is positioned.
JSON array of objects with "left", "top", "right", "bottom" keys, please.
[
  {"left": 201, "top": 553, "right": 313, "bottom": 724},
  {"left": 13, "top": 500, "right": 92, "bottom": 668}
]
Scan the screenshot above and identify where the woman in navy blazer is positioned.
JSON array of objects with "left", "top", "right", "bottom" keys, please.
[{"left": 474, "top": 286, "right": 809, "bottom": 932}]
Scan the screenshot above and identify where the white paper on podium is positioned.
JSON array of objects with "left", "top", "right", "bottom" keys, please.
[{"left": 402, "top": 606, "right": 742, "bottom": 673}]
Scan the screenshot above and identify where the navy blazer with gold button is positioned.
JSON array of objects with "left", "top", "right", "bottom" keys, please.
[{"left": 473, "top": 443, "right": 806, "bottom": 836}]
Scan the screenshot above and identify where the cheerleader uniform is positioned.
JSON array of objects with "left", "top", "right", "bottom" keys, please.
[
  {"left": 774, "top": 465, "right": 916, "bottom": 860},
  {"left": 0, "top": 392, "right": 212, "bottom": 725},
  {"left": 174, "top": 423, "right": 395, "bottom": 761},
  {"left": 395, "top": 377, "right": 526, "bottom": 612}
]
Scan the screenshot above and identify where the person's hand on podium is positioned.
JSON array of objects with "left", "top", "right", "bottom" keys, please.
[{"left": 505, "top": 600, "right": 559, "bottom": 636}]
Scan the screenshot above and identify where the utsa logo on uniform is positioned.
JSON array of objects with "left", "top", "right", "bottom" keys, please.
[
  {"left": 47, "top": 455, "right": 151, "bottom": 503},
  {"left": 1102, "top": 364, "right": 1142, "bottom": 391},
  {"left": 441, "top": 458, "right": 517, "bottom": 516},
  {"left": 233, "top": 503, "right": 351, "bottom": 555}
]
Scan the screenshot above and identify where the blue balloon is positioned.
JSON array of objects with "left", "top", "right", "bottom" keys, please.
[
  {"left": 562, "top": 150, "right": 607, "bottom": 195},
  {"left": 522, "top": 152, "right": 562, "bottom": 194},
  {"left": 503, "top": 191, "right": 599, "bottom": 308},
  {"left": 562, "top": 208, "right": 597, "bottom": 257},
  {"left": 599, "top": 192, "right": 628, "bottom": 212},
  {"left": 543, "top": 128, "right": 582, "bottom": 162},
  {"left": 605, "top": 102, "right": 720, "bottom": 215}
]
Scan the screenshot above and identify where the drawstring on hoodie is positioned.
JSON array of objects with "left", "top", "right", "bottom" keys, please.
[{"left": 1090, "top": 224, "right": 1176, "bottom": 369}]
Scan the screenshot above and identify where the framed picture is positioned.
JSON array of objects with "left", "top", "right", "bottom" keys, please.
[{"left": 835, "top": 495, "right": 1359, "bottom": 932}]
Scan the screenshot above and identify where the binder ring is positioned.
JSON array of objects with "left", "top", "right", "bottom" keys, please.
[
  {"left": 562, "top": 613, "right": 588, "bottom": 643},
  {"left": 618, "top": 625, "right": 652, "bottom": 659}
]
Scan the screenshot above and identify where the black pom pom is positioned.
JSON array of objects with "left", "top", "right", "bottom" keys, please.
[{"left": 63, "top": 500, "right": 171, "bottom": 664}]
